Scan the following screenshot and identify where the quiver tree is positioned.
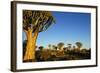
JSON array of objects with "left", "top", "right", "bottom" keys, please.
[
  {"left": 57, "top": 42, "right": 64, "bottom": 50},
  {"left": 52, "top": 45, "right": 57, "bottom": 50},
  {"left": 67, "top": 44, "right": 72, "bottom": 50},
  {"left": 75, "top": 42, "right": 82, "bottom": 51},
  {"left": 38, "top": 46, "right": 44, "bottom": 51},
  {"left": 23, "top": 10, "right": 55, "bottom": 62},
  {"left": 48, "top": 44, "right": 52, "bottom": 49}
]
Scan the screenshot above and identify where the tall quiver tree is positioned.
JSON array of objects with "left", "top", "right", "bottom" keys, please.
[{"left": 23, "top": 10, "right": 55, "bottom": 61}]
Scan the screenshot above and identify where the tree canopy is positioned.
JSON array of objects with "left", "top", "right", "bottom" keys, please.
[
  {"left": 23, "top": 10, "right": 55, "bottom": 32},
  {"left": 57, "top": 42, "right": 64, "bottom": 49},
  {"left": 75, "top": 42, "right": 82, "bottom": 48}
]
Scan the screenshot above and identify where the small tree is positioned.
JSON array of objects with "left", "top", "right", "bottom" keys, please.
[
  {"left": 52, "top": 45, "right": 57, "bottom": 50},
  {"left": 57, "top": 42, "right": 64, "bottom": 50},
  {"left": 38, "top": 46, "right": 44, "bottom": 51},
  {"left": 67, "top": 44, "right": 72, "bottom": 50},
  {"left": 75, "top": 42, "right": 82, "bottom": 51},
  {"left": 48, "top": 44, "right": 52, "bottom": 49},
  {"left": 73, "top": 46, "right": 76, "bottom": 49},
  {"left": 63, "top": 47, "right": 69, "bottom": 51}
]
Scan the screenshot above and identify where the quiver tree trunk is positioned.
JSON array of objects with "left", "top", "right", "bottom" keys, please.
[
  {"left": 23, "top": 11, "right": 55, "bottom": 62},
  {"left": 23, "top": 28, "right": 38, "bottom": 62}
]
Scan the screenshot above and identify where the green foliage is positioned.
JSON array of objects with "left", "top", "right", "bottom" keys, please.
[
  {"left": 75, "top": 42, "right": 82, "bottom": 48},
  {"left": 48, "top": 44, "right": 52, "bottom": 49},
  {"left": 38, "top": 46, "right": 44, "bottom": 51},
  {"left": 23, "top": 10, "right": 55, "bottom": 32},
  {"left": 67, "top": 44, "right": 72, "bottom": 49},
  {"left": 23, "top": 41, "right": 91, "bottom": 62},
  {"left": 52, "top": 45, "right": 57, "bottom": 50},
  {"left": 57, "top": 42, "right": 64, "bottom": 49},
  {"left": 35, "top": 42, "right": 90, "bottom": 61},
  {"left": 35, "top": 48, "right": 91, "bottom": 61}
]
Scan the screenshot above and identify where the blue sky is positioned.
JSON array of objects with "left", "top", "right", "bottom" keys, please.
[{"left": 23, "top": 11, "right": 91, "bottom": 49}]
